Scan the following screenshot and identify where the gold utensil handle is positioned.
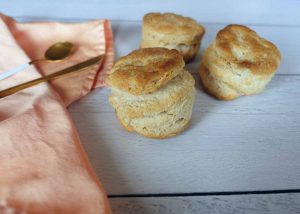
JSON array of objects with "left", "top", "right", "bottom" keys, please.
[{"left": 0, "top": 55, "right": 104, "bottom": 98}]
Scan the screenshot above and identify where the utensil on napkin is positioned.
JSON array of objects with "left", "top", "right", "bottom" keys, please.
[
  {"left": 0, "top": 13, "right": 114, "bottom": 105},
  {"left": 0, "top": 14, "right": 114, "bottom": 214},
  {"left": 0, "top": 55, "right": 104, "bottom": 98},
  {"left": 0, "top": 42, "right": 75, "bottom": 81}
]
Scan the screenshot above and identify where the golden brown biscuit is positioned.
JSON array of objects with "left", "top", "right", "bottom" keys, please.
[
  {"left": 141, "top": 13, "right": 205, "bottom": 62},
  {"left": 200, "top": 24, "right": 281, "bottom": 100},
  {"left": 108, "top": 48, "right": 184, "bottom": 95},
  {"left": 108, "top": 47, "right": 196, "bottom": 138}
]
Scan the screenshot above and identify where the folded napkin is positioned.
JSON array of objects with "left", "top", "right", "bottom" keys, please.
[{"left": 0, "top": 14, "right": 114, "bottom": 214}]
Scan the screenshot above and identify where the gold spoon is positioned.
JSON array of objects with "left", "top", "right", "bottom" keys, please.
[
  {"left": 0, "top": 42, "right": 75, "bottom": 81},
  {"left": 0, "top": 55, "right": 104, "bottom": 98}
]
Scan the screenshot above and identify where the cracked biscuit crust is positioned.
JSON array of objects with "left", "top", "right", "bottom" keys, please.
[
  {"left": 210, "top": 24, "right": 281, "bottom": 75},
  {"left": 108, "top": 48, "right": 184, "bottom": 95}
]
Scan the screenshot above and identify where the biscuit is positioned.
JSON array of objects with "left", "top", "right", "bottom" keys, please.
[
  {"left": 199, "top": 24, "right": 281, "bottom": 100},
  {"left": 108, "top": 48, "right": 184, "bottom": 95},
  {"left": 141, "top": 12, "right": 205, "bottom": 62},
  {"left": 109, "top": 47, "right": 196, "bottom": 138},
  {"left": 109, "top": 70, "right": 195, "bottom": 118}
]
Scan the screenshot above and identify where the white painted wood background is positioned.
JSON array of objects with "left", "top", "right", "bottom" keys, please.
[{"left": 1, "top": 0, "right": 300, "bottom": 213}]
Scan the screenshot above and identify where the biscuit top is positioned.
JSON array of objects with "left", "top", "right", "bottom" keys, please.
[
  {"left": 143, "top": 13, "right": 205, "bottom": 38},
  {"left": 108, "top": 48, "right": 185, "bottom": 95},
  {"left": 213, "top": 24, "right": 281, "bottom": 75}
]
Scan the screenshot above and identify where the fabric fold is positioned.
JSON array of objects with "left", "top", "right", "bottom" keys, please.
[{"left": 0, "top": 14, "right": 114, "bottom": 214}]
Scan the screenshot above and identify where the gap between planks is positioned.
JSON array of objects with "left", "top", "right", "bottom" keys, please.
[{"left": 108, "top": 189, "right": 300, "bottom": 198}]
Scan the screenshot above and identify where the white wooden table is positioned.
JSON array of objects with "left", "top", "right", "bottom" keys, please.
[{"left": 2, "top": 0, "right": 300, "bottom": 213}]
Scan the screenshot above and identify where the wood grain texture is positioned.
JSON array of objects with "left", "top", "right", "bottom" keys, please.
[{"left": 110, "top": 194, "right": 300, "bottom": 214}]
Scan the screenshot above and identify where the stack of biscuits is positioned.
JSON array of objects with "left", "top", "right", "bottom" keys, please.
[
  {"left": 141, "top": 12, "right": 205, "bottom": 62},
  {"left": 108, "top": 48, "right": 196, "bottom": 138},
  {"left": 199, "top": 24, "right": 281, "bottom": 100}
]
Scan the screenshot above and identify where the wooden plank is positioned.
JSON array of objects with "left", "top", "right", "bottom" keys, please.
[
  {"left": 109, "top": 194, "right": 300, "bottom": 214},
  {"left": 1, "top": 0, "right": 300, "bottom": 26},
  {"left": 69, "top": 74, "right": 300, "bottom": 194}
]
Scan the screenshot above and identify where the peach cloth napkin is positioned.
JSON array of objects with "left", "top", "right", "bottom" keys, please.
[{"left": 0, "top": 14, "right": 114, "bottom": 214}]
